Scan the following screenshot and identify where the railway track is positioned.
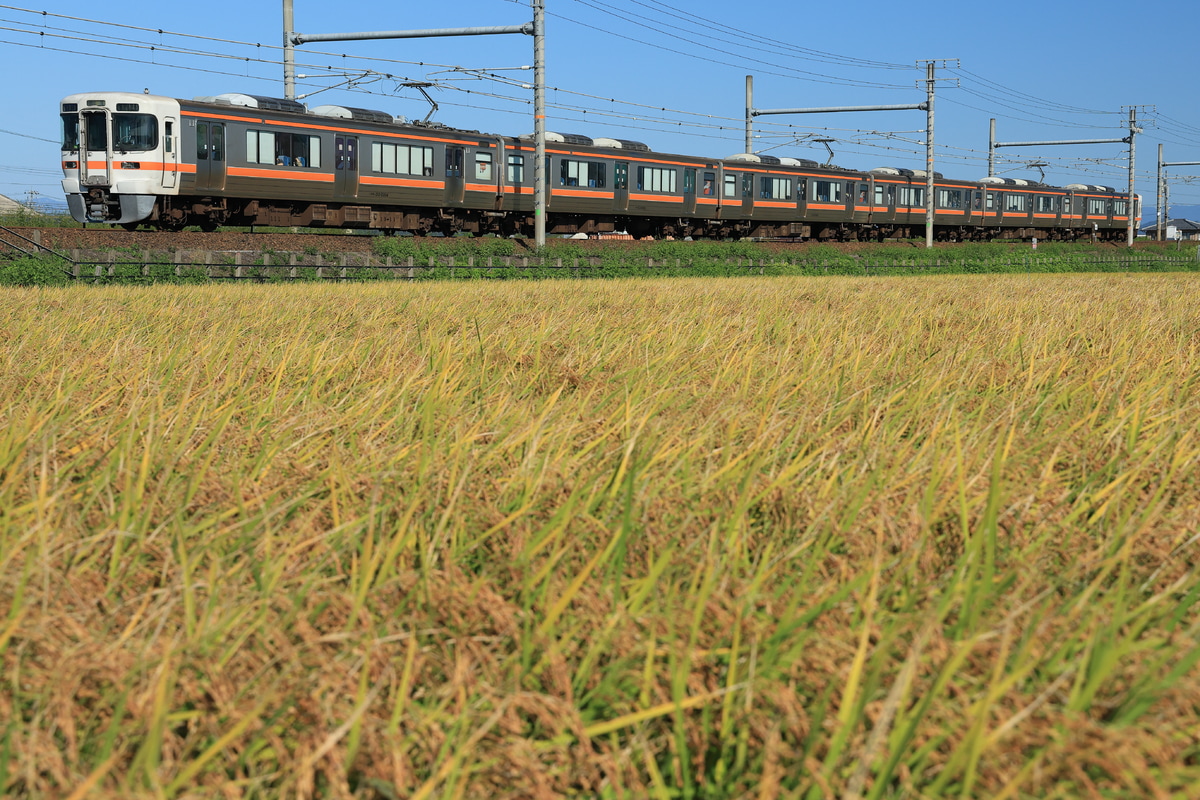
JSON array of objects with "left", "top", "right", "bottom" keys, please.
[{"left": 3, "top": 225, "right": 1156, "bottom": 259}]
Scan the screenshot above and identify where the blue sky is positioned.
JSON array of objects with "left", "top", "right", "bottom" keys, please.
[{"left": 3, "top": 0, "right": 1198, "bottom": 212}]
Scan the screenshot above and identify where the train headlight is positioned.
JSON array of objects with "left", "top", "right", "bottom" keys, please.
[{"left": 120, "top": 162, "right": 141, "bottom": 170}]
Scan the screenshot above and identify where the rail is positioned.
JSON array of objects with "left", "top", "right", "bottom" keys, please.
[{"left": 0, "top": 224, "right": 76, "bottom": 277}]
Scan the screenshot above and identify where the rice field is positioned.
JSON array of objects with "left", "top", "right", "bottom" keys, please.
[{"left": 1, "top": 273, "right": 1198, "bottom": 798}]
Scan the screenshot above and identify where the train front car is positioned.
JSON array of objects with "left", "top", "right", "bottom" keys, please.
[{"left": 60, "top": 92, "right": 180, "bottom": 228}]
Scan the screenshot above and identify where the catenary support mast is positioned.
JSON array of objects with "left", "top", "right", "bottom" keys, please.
[{"left": 281, "top": 0, "right": 548, "bottom": 248}]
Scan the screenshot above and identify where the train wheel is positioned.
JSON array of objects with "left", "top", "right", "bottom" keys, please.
[{"left": 120, "top": 222, "right": 140, "bottom": 232}]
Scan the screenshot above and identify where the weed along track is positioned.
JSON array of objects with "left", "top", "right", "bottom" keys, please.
[
  {"left": 1, "top": 274, "right": 1199, "bottom": 796},
  {"left": 5, "top": 226, "right": 1199, "bottom": 285}
]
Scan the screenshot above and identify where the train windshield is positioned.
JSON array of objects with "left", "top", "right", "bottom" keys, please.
[
  {"left": 62, "top": 112, "right": 158, "bottom": 152},
  {"left": 60, "top": 114, "right": 80, "bottom": 152},
  {"left": 112, "top": 113, "right": 157, "bottom": 152}
]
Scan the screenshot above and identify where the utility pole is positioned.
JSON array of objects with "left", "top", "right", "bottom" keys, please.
[
  {"left": 283, "top": 0, "right": 295, "bottom": 100},
  {"left": 532, "top": 0, "right": 546, "bottom": 248},
  {"left": 1126, "top": 107, "right": 1140, "bottom": 247},
  {"left": 1157, "top": 143, "right": 1164, "bottom": 241},
  {"left": 923, "top": 61, "right": 936, "bottom": 250},
  {"left": 1163, "top": 179, "right": 1169, "bottom": 239},
  {"left": 745, "top": 75, "right": 753, "bottom": 154},
  {"left": 988, "top": 118, "right": 996, "bottom": 177},
  {"left": 915, "top": 60, "right": 958, "bottom": 249}
]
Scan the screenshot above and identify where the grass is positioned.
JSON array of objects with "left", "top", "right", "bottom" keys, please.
[
  {"left": 1, "top": 273, "right": 1199, "bottom": 798},
  {"left": 4, "top": 239, "right": 1198, "bottom": 287}
]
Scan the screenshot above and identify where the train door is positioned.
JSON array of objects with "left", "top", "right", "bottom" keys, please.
[
  {"left": 79, "top": 107, "right": 112, "bottom": 188},
  {"left": 445, "top": 145, "right": 465, "bottom": 205},
  {"left": 853, "top": 180, "right": 870, "bottom": 224},
  {"left": 162, "top": 117, "right": 178, "bottom": 189},
  {"left": 682, "top": 168, "right": 697, "bottom": 216},
  {"left": 194, "top": 121, "right": 226, "bottom": 192},
  {"left": 741, "top": 172, "right": 754, "bottom": 217},
  {"left": 614, "top": 161, "right": 629, "bottom": 212},
  {"left": 335, "top": 136, "right": 359, "bottom": 198},
  {"left": 967, "top": 189, "right": 982, "bottom": 225}
]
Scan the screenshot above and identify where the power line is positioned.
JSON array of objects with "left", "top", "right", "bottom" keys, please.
[
  {"left": 551, "top": 0, "right": 912, "bottom": 90},
  {"left": 616, "top": 0, "right": 910, "bottom": 69},
  {"left": 950, "top": 67, "right": 1116, "bottom": 117},
  {"left": 0, "top": 126, "right": 57, "bottom": 143}
]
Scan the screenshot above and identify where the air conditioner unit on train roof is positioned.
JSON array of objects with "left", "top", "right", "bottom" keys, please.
[{"left": 193, "top": 94, "right": 306, "bottom": 113}]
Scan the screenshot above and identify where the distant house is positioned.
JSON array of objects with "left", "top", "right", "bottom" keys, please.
[{"left": 1141, "top": 218, "right": 1200, "bottom": 240}]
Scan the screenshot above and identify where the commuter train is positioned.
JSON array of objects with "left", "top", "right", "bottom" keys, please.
[{"left": 60, "top": 91, "right": 1137, "bottom": 240}]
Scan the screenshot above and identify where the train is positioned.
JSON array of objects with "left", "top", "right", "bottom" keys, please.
[{"left": 59, "top": 90, "right": 1137, "bottom": 241}]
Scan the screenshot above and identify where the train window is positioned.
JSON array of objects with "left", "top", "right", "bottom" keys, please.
[
  {"left": 856, "top": 183, "right": 868, "bottom": 204},
  {"left": 247, "top": 130, "right": 276, "bottom": 164},
  {"left": 683, "top": 169, "right": 695, "bottom": 195},
  {"left": 742, "top": 174, "right": 752, "bottom": 198},
  {"left": 724, "top": 174, "right": 737, "bottom": 198},
  {"left": 637, "top": 166, "right": 677, "bottom": 193},
  {"left": 936, "top": 189, "right": 962, "bottom": 209},
  {"left": 897, "top": 186, "right": 924, "bottom": 207},
  {"left": 372, "top": 142, "right": 432, "bottom": 176},
  {"left": 84, "top": 113, "right": 108, "bottom": 151},
  {"left": 615, "top": 162, "right": 628, "bottom": 190},
  {"left": 760, "top": 177, "right": 790, "bottom": 200},
  {"left": 211, "top": 125, "right": 225, "bottom": 162},
  {"left": 1063, "top": 197, "right": 1071, "bottom": 214},
  {"left": 702, "top": 171, "right": 715, "bottom": 196},
  {"left": 1114, "top": 199, "right": 1128, "bottom": 216},
  {"left": 250, "top": 130, "right": 321, "bottom": 168},
  {"left": 507, "top": 155, "right": 525, "bottom": 183},
  {"left": 1087, "top": 198, "right": 1106, "bottom": 216},
  {"left": 1007, "top": 194, "right": 1027, "bottom": 213},
  {"left": 562, "top": 159, "right": 606, "bottom": 188},
  {"left": 1035, "top": 195, "right": 1057, "bottom": 213},
  {"left": 165, "top": 122, "right": 173, "bottom": 154},
  {"left": 797, "top": 180, "right": 806, "bottom": 201},
  {"left": 196, "top": 122, "right": 208, "bottom": 160},
  {"left": 873, "top": 184, "right": 885, "bottom": 205},
  {"left": 476, "top": 152, "right": 493, "bottom": 180},
  {"left": 812, "top": 180, "right": 842, "bottom": 203},
  {"left": 60, "top": 114, "right": 80, "bottom": 152},
  {"left": 445, "top": 147, "right": 463, "bottom": 178},
  {"left": 986, "top": 192, "right": 995, "bottom": 210},
  {"left": 973, "top": 191, "right": 982, "bottom": 210}
]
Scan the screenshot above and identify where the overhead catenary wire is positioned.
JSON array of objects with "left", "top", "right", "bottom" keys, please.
[
  {"left": 4, "top": 3, "right": 1195, "bottom": 199},
  {"left": 549, "top": 0, "right": 913, "bottom": 90}
]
